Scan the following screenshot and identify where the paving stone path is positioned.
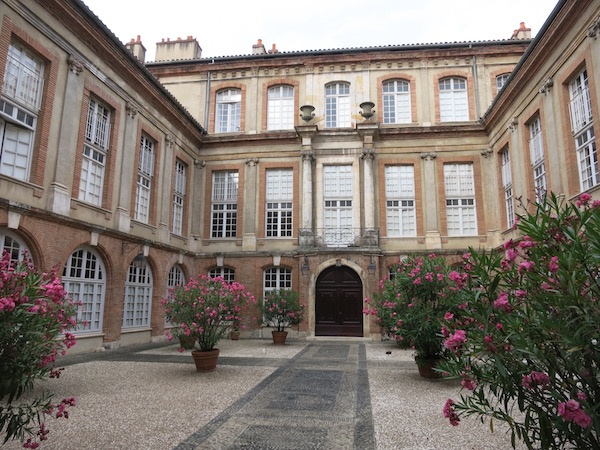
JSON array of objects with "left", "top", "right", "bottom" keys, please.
[{"left": 174, "top": 343, "right": 376, "bottom": 450}]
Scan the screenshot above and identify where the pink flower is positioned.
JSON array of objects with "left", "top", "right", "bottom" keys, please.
[
  {"left": 518, "top": 260, "right": 535, "bottom": 274},
  {"left": 444, "top": 312, "right": 454, "bottom": 321},
  {"left": 494, "top": 293, "right": 512, "bottom": 312},
  {"left": 522, "top": 371, "right": 550, "bottom": 389},
  {"left": 444, "top": 329, "right": 467, "bottom": 352},
  {"left": 461, "top": 377, "right": 476, "bottom": 391},
  {"left": 558, "top": 399, "right": 592, "bottom": 428},
  {"left": 413, "top": 277, "right": 422, "bottom": 285},
  {"left": 577, "top": 192, "right": 592, "bottom": 208},
  {"left": 443, "top": 399, "right": 460, "bottom": 426},
  {"left": 548, "top": 256, "right": 559, "bottom": 273},
  {"left": 506, "top": 248, "right": 518, "bottom": 262}
]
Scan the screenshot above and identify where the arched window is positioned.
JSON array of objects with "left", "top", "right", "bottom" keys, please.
[
  {"left": 0, "top": 229, "right": 29, "bottom": 264},
  {"left": 216, "top": 88, "right": 242, "bottom": 133},
  {"left": 325, "top": 82, "right": 351, "bottom": 128},
  {"left": 208, "top": 267, "right": 235, "bottom": 282},
  {"left": 263, "top": 267, "right": 291, "bottom": 295},
  {"left": 382, "top": 80, "right": 411, "bottom": 124},
  {"left": 267, "top": 85, "right": 294, "bottom": 130},
  {"left": 122, "top": 261, "right": 153, "bottom": 328},
  {"left": 439, "top": 77, "right": 468, "bottom": 122},
  {"left": 62, "top": 247, "right": 106, "bottom": 333},
  {"left": 167, "top": 265, "right": 185, "bottom": 293}
]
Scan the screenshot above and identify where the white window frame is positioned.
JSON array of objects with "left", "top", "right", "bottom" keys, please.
[
  {"left": 208, "top": 267, "right": 235, "bottom": 282},
  {"left": 135, "top": 134, "right": 154, "bottom": 224},
  {"left": 0, "top": 42, "right": 44, "bottom": 181},
  {"left": 62, "top": 248, "right": 106, "bottom": 334},
  {"left": 528, "top": 117, "right": 547, "bottom": 202},
  {"left": 267, "top": 85, "right": 294, "bottom": 130},
  {"left": 439, "top": 77, "right": 468, "bottom": 122},
  {"left": 569, "top": 69, "right": 598, "bottom": 191},
  {"left": 266, "top": 169, "right": 293, "bottom": 238},
  {"left": 496, "top": 73, "right": 510, "bottom": 92},
  {"left": 215, "top": 89, "right": 241, "bottom": 133},
  {"left": 122, "top": 262, "right": 153, "bottom": 329},
  {"left": 263, "top": 267, "right": 292, "bottom": 295},
  {"left": 0, "top": 229, "right": 29, "bottom": 264},
  {"left": 325, "top": 83, "right": 351, "bottom": 128},
  {"left": 385, "top": 165, "right": 416, "bottom": 236},
  {"left": 323, "top": 165, "right": 353, "bottom": 246},
  {"left": 500, "top": 150, "right": 515, "bottom": 229},
  {"left": 211, "top": 171, "right": 238, "bottom": 238},
  {"left": 444, "top": 163, "right": 477, "bottom": 236},
  {"left": 172, "top": 160, "right": 186, "bottom": 235},
  {"left": 79, "top": 98, "right": 110, "bottom": 206},
  {"left": 382, "top": 80, "right": 411, "bottom": 124}
]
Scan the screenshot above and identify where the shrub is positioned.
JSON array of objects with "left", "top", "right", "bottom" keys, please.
[
  {"left": 440, "top": 193, "right": 600, "bottom": 449},
  {"left": 365, "top": 253, "right": 465, "bottom": 366},
  {"left": 259, "top": 289, "right": 305, "bottom": 332},
  {"left": 0, "top": 251, "right": 79, "bottom": 448},
  {"left": 163, "top": 275, "right": 255, "bottom": 352}
]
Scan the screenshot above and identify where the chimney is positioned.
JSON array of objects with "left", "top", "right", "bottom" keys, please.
[
  {"left": 125, "top": 35, "right": 146, "bottom": 63},
  {"left": 252, "top": 39, "right": 266, "bottom": 55},
  {"left": 155, "top": 35, "right": 202, "bottom": 62},
  {"left": 511, "top": 22, "right": 531, "bottom": 40},
  {"left": 268, "top": 43, "right": 279, "bottom": 54}
]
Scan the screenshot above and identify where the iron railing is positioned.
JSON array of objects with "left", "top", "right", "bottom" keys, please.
[{"left": 298, "top": 228, "right": 380, "bottom": 249}]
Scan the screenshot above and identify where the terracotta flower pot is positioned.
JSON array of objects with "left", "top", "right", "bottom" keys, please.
[
  {"left": 191, "top": 348, "right": 220, "bottom": 372},
  {"left": 230, "top": 330, "right": 240, "bottom": 340},
  {"left": 272, "top": 330, "right": 288, "bottom": 345},
  {"left": 416, "top": 359, "right": 442, "bottom": 379}
]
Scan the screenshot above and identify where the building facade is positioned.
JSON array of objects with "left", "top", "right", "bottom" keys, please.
[{"left": 0, "top": 0, "right": 598, "bottom": 351}]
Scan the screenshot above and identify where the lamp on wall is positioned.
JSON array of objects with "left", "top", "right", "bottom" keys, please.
[
  {"left": 367, "top": 255, "right": 377, "bottom": 275},
  {"left": 359, "top": 101, "right": 375, "bottom": 120},
  {"left": 122, "top": 241, "right": 147, "bottom": 268},
  {"left": 301, "top": 256, "right": 310, "bottom": 275},
  {"left": 299, "top": 105, "right": 315, "bottom": 122}
]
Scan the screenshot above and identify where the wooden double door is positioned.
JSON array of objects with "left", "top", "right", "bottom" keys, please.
[{"left": 315, "top": 266, "right": 363, "bottom": 337}]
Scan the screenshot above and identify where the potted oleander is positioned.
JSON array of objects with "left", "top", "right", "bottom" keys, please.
[
  {"left": 259, "top": 289, "right": 305, "bottom": 345},
  {"left": 163, "top": 274, "right": 255, "bottom": 371}
]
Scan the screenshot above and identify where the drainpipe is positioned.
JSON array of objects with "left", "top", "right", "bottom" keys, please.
[
  {"left": 204, "top": 70, "right": 211, "bottom": 129},
  {"left": 472, "top": 56, "right": 481, "bottom": 121}
]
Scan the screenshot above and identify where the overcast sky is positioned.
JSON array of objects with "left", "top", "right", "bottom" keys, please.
[{"left": 82, "top": 0, "right": 559, "bottom": 62}]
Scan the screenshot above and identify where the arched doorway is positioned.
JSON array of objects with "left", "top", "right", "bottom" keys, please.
[{"left": 315, "top": 265, "right": 363, "bottom": 337}]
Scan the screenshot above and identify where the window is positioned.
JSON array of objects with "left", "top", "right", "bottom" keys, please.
[
  {"left": 324, "top": 165, "right": 353, "bottom": 246},
  {"left": 439, "top": 77, "right": 468, "bottom": 122},
  {"left": 172, "top": 160, "right": 186, "bottom": 235},
  {"left": 267, "top": 85, "right": 294, "bottom": 130},
  {"left": 167, "top": 265, "right": 185, "bottom": 292},
  {"left": 500, "top": 149, "right": 515, "bottom": 229},
  {"left": 444, "top": 163, "right": 477, "bottom": 236},
  {"left": 135, "top": 134, "right": 154, "bottom": 223},
  {"left": 79, "top": 98, "right": 110, "bottom": 205},
  {"left": 215, "top": 89, "right": 241, "bottom": 133},
  {"left": 208, "top": 267, "right": 235, "bottom": 282},
  {"left": 266, "top": 169, "right": 293, "bottom": 237},
  {"left": 211, "top": 171, "right": 238, "bottom": 238},
  {"left": 263, "top": 267, "right": 291, "bottom": 294},
  {"left": 0, "top": 42, "right": 44, "bottom": 181},
  {"left": 496, "top": 73, "right": 510, "bottom": 92},
  {"left": 569, "top": 69, "right": 598, "bottom": 191},
  {"left": 122, "top": 261, "right": 153, "bottom": 328},
  {"left": 325, "top": 83, "right": 351, "bottom": 128},
  {"left": 62, "top": 248, "right": 106, "bottom": 333},
  {"left": 385, "top": 165, "right": 416, "bottom": 236},
  {"left": 528, "top": 117, "right": 547, "bottom": 202},
  {"left": 0, "top": 229, "right": 29, "bottom": 264},
  {"left": 165, "top": 265, "right": 185, "bottom": 325},
  {"left": 382, "top": 80, "right": 411, "bottom": 124}
]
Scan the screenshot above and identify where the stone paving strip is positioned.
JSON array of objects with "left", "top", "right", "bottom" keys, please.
[{"left": 1, "top": 339, "right": 523, "bottom": 449}]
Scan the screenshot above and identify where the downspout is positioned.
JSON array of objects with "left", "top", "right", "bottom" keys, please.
[
  {"left": 204, "top": 69, "right": 212, "bottom": 129},
  {"left": 472, "top": 55, "right": 481, "bottom": 121}
]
